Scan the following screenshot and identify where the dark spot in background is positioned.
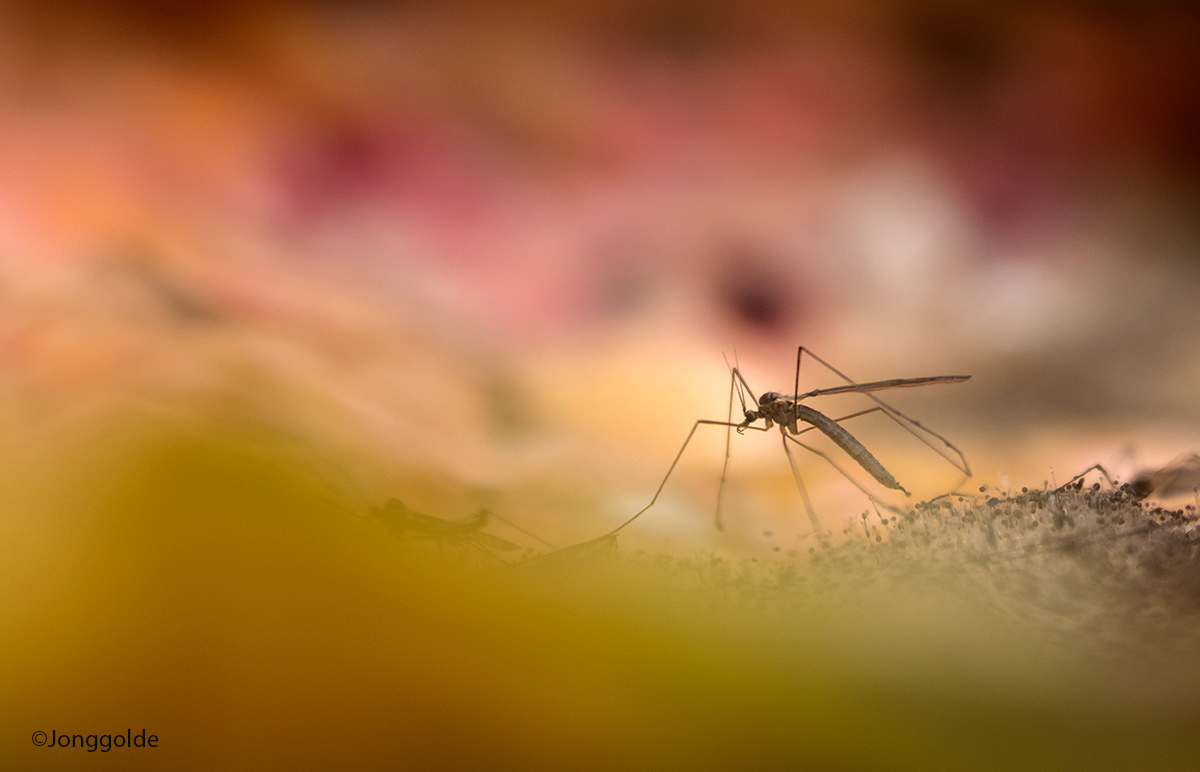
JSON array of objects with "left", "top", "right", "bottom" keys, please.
[
  {"left": 714, "top": 241, "right": 799, "bottom": 335},
  {"left": 728, "top": 283, "right": 787, "bottom": 331},
  {"left": 280, "top": 118, "right": 400, "bottom": 217},
  {"left": 901, "top": 6, "right": 1003, "bottom": 94},
  {"left": 602, "top": 0, "right": 770, "bottom": 60},
  {"left": 15, "top": 0, "right": 255, "bottom": 54}
]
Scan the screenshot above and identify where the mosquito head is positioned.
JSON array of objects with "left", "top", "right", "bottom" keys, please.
[{"left": 737, "top": 409, "right": 760, "bottom": 433}]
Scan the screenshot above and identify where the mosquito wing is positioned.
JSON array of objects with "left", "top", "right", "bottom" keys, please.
[
  {"left": 787, "top": 373, "right": 972, "bottom": 478},
  {"left": 794, "top": 375, "right": 970, "bottom": 401}
]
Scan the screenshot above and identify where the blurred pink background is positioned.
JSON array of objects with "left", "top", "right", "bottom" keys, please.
[{"left": 1, "top": 1, "right": 1197, "bottom": 545}]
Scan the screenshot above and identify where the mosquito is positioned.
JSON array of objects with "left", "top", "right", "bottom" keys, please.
[{"left": 607, "top": 346, "right": 972, "bottom": 536}]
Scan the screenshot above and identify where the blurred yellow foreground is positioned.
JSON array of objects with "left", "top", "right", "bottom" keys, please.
[{"left": 3, "top": 417, "right": 1199, "bottom": 771}]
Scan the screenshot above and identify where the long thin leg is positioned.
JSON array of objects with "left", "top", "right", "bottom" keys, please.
[
  {"left": 717, "top": 363, "right": 774, "bottom": 530},
  {"left": 790, "top": 407, "right": 902, "bottom": 494},
  {"left": 724, "top": 354, "right": 751, "bottom": 415},
  {"left": 781, "top": 431, "right": 820, "bottom": 533},
  {"left": 784, "top": 432, "right": 906, "bottom": 518},
  {"left": 715, "top": 368, "right": 739, "bottom": 531},
  {"left": 503, "top": 532, "right": 619, "bottom": 572},
  {"left": 832, "top": 400, "right": 968, "bottom": 477},
  {"left": 793, "top": 403, "right": 905, "bottom": 491},
  {"left": 732, "top": 367, "right": 759, "bottom": 407},
  {"left": 486, "top": 510, "right": 558, "bottom": 549},
  {"left": 790, "top": 407, "right": 885, "bottom": 438},
  {"left": 796, "top": 405, "right": 973, "bottom": 497},
  {"left": 1058, "top": 464, "right": 1116, "bottom": 491},
  {"left": 797, "top": 346, "right": 971, "bottom": 476},
  {"left": 791, "top": 345, "right": 803, "bottom": 442},
  {"left": 793, "top": 403, "right": 959, "bottom": 485},
  {"left": 607, "top": 418, "right": 770, "bottom": 536}
]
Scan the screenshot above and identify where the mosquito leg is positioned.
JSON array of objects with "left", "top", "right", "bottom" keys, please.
[
  {"left": 798, "top": 347, "right": 971, "bottom": 477},
  {"left": 791, "top": 404, "right": 905, "bottom": 491},
  {"left": 790, "top": 407, "right": 885, "bottom": 438},
  {"left": 1059, "top": 464, "right": 1116, "bottom": 491},
  {"left": 794, "top": 406, "right": 974, "bottom": 506},
  {"left": 486, "top": 510, "right": 558, "bottom": 549},
  {"left": 926, "top": 489, "right": 985, "bottom": 505},
  {"left": 916, "top": 473, "right": 974, "bottom": 506},
  {"left": 781, "top": 430, "right": 820, "bottom": 533},
  {"left": 791, "top": 345, "right": 803, "bottom": 439},
  {"left": 607, "top": 418, "right": 770, "bottom": 536},
  {"left": 722, "top": 354, "right": 751, "bottom": 415},
  {"left": 715, "top": 368, "right": 740, "bottom": 532},
  {"left": 732, "top": 367, "right": 759, "bottom": 407},
  {"left": 502, "top": 532, "right": 620, "bottom": 571},
  {"left": 856, "top": 405, "right": 971, "bottom": 478},
  {"left": 784, "top": 433, "right": 906, "bottom": 518},
  {"left": 463, "top": 537, "right": 505, "bottom": 565}
]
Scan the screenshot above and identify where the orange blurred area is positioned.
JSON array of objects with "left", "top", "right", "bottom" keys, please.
[
  {"left": 1, "top": 2, "right": 1199, "bottom": 767},
  {"left": 0, "top": 0, "right": 1195, "bottom": 533}
]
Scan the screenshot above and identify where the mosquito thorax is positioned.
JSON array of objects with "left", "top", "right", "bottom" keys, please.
[{"left": 759, "top": 392, "right": 784, "bottom": 405}]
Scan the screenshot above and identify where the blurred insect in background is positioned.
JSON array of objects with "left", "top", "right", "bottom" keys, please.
[
  {"left": 1130, "top": 453, "right": 1200, "bottom": 502},
  {"left": 609, "top": 346, "right": 971, "bottom": 536},
  {"left": 369, "top": 499, "right": 522, "bottom": 560}
]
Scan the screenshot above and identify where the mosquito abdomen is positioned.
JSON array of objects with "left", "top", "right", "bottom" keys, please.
[{"left": 793, "top": 404, "right": 903, "bottom": 490}]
